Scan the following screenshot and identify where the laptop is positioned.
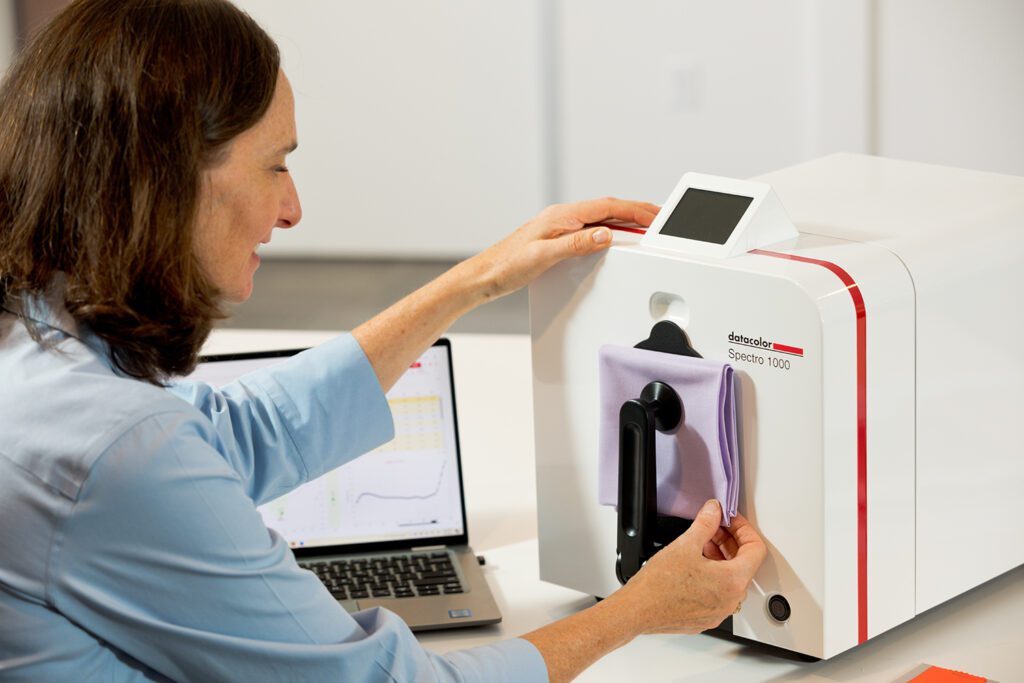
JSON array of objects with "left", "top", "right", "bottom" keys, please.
[{"left": 187, "top": 338, "right": 501, "bottom": 631}]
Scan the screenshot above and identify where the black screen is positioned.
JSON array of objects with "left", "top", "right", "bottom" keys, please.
[{"left": 659, "top": 188, "right": 753, "bottom": 244}]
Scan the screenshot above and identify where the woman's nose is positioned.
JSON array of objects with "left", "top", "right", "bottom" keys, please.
[{"left": 277, "top": 175, "right": 302, "bottom": 228}]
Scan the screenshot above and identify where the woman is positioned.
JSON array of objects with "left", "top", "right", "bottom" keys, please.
[{"left": 0, "top": 1, "right": 766, "bottom": 681}]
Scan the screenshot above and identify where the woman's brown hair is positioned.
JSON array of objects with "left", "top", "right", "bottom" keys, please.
[{"left": 0, "top": 0, "right": 280, "bottom": 384}]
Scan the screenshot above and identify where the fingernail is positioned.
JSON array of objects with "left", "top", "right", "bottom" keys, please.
[
  {"left": 703, "top": 499, "right": 720, "bottom": 513},
  {"left": 592, "top": 228, "right": 610, "bottom": 244}
]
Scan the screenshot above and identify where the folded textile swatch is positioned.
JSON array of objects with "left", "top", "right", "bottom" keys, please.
[{"left": 597, "top": 345, "right": 739, "bottom": 526}]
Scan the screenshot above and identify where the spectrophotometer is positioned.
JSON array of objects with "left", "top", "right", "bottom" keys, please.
[{"left": 528, "top": 153, "right": 1024, "bottom": 658}]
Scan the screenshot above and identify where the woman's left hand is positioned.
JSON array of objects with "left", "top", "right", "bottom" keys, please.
[
  {"left": 466, "top": 197, "right": 660, "bottom": 301},
  {"left": 354, "top": 197, "right": 659, "bottom": 392}
]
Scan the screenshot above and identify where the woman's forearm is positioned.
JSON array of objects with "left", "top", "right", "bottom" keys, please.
[
  {"left": 521, "top": 592, "right": 642, "bottom": 683},
  {"left": 352, "top": 197, "right": 658, "bottom": 392},
  {"left": 352, "top": 255, "right": 493, "bottom": 392}
]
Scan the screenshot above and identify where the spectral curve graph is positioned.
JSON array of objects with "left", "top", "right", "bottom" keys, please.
[{"left": 354, "top": 459, "right": 448, "bottom": 504}]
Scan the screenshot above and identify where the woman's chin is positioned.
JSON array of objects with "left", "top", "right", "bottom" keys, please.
[
  {"left": 226, "top": 255, "right": 260, "bottom": 302},
  {"left": 222, "top": 277, "right": 255, "bottom": 304}
]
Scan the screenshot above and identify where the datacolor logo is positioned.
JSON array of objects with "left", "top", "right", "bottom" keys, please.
[{"left": 728, "top": 331, "right": 804, "bottom": 357}]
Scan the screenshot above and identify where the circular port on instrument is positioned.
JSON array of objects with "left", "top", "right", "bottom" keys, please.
[{"left": 767, "top": 594, "right": 791, "bottom": 623}]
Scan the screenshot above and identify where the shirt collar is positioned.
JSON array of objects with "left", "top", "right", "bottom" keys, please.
[{"left": 11, "top": 277, "right": 117, "bottom": 371}]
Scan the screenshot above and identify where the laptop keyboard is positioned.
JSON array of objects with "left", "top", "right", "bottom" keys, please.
[{"left": 302, "top": 551, "right": 464, "bottom": 601}]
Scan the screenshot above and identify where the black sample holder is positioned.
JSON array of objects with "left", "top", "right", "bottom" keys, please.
[{"left": 614, "top": 321, "right": 701, "bottom": 585}]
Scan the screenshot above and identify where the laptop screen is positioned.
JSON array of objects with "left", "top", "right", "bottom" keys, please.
[{"left": 186, "top": 340, "right": 468, "bottom": 554}]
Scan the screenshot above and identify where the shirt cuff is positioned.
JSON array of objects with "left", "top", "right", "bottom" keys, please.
[
  {"left": 442, "top": 638, "right": 549, "bottom": 683},
  {"left": 251, "top": 333, "right": 395, "bottom": 481}
]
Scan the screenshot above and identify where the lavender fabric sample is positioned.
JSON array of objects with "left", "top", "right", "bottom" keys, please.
[{"left": 598, "top": 345, "right": 739, "bottom": 525}]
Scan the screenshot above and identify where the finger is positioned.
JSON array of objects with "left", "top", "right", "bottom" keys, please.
[
  {"left": 681, "top": 499, "right": 722, "bottom": 549},
  {"left": 728, "top": 514, "right": 765, "bottom": 549},
  {"left": 710, "top": 527, "right": 739, "bottom": 560},
  {"left": 553, "top": 225, "right": 612, "bottom": 258},
  {"left": 702, "top": 539, "right": 726, "bottom": 561},
  {"left": 562, "top": 197, "right": 661, "bottom": 230},
  {"left": 710, "top": 526, "right": 730, "bottom": 546},
  {"left": 520, "top": 225, "right": 612, "bottom": 283},
  {"left": 727, "top": 514, "right": 768, "bottom": 573}
]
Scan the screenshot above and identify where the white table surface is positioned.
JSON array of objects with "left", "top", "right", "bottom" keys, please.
[{"left": 206, "top": 329, "right": 1024, "bottom": 682}]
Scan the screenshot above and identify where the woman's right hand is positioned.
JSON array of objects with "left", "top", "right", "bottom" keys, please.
[
  {"left": 521, "top": 499, "right": 767, "bottom": 681},
  {"left": 614, "top": 499, "right": 767, "bottom": 635}
]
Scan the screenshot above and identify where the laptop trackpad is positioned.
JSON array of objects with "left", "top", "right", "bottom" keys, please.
[{"left": 338, "top": 599, "right": 360, "bottom": 613}]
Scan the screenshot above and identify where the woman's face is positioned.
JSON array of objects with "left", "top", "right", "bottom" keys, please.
[{"left": 194, "top": 71, "right": 302, "bottom": 303}]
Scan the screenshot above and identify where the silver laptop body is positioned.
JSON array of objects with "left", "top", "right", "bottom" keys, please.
[{"left": 190, "top": 339, "right": 501, "bottom": 631}]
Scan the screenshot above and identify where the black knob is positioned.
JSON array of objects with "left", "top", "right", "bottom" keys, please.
[
  {"left": 639, "top": 381, "right": 682, "bottom": 432},
  {"left": 767, "top": 594, "right": 791, "bottom": 622}
]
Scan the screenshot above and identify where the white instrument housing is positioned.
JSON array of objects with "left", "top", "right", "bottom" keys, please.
[{"left": 529, "top": 154, "right": 1024, "bottom": 659}]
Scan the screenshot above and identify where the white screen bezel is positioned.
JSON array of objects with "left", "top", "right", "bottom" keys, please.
[{"left": 641, "top": 172, "right": 772, "bottom": 258}]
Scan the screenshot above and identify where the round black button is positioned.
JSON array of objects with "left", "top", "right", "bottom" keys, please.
[{"left": 767, "top": 594, "right": 791, "bottom": 622}]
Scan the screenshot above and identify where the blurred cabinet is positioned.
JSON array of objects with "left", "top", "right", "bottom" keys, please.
[
  {"left": 242, "top": 0, "right": 870, "bottom": 258},
  {"left": 239, "top": 1, "right": 546, "bottom": 259},
  {"left": 241, "top": 1, "right": 1024, "bottom": 258},
  {"left": 554, "top": 0, "right": 870, "bottom": 203},
  {"left": 876, "top": 0, "right": 1024, "bottom": 177}
]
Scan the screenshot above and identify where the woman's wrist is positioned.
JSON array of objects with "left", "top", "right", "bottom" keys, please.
[
  {"left": 450, "top": 251, "right": 503, "bottom": 308},
  {"left": 596, "top": 586, "right": 647, "bottom": 643}
]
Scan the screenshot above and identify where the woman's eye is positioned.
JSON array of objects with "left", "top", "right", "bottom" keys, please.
[{"left": 274, "top": 165, "right": 290, "bottom": 173}]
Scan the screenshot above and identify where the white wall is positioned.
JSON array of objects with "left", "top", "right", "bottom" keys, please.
[
  {"left": 876, "top": 0, "right": 1024, "bottom": 177},
  {"left": 61, "top": 0, "right": 1017, "bottom": 259},
  {"left": 554, "top": 0, "right": 870, "bottom": 204},
  {"left": 243, "top": 0, "right": 876, "bottom": 258},
  {"left": 237, "top": 1, "right": 547, "bottom": 259}
]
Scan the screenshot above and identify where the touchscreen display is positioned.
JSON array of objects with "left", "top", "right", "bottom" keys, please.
[{"left": 659, "top": 188, "right": 753, "bottom": 244}]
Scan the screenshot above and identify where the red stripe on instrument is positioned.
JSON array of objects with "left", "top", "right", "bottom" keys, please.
[
  {"left": 588, "top": 222, "right": 649, "bottom": 235},
  {"left": 610, "top": 225, "right": 648, "bottom": 235},
  {"left": 750, "top": 248, "right": 868, "bottom": 644},
  {"left": 772, "top": 342, "right": 804, "bottom": 356}
]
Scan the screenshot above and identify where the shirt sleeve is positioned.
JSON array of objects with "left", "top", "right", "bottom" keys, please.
[
  {"left": 166, "top": 334, "right": 395, "bottom": 505},
  {"left": 49, "top": 411, "right": 548, "bottom": 683}
]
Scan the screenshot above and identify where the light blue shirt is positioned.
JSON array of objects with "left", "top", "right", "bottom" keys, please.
[{"left": 0, "top": 293, "right": 548, "bottom": 682}]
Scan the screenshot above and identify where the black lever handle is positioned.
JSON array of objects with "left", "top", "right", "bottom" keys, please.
[{"left": 615, "top": 381, "right": 682, "bottom": 585}]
